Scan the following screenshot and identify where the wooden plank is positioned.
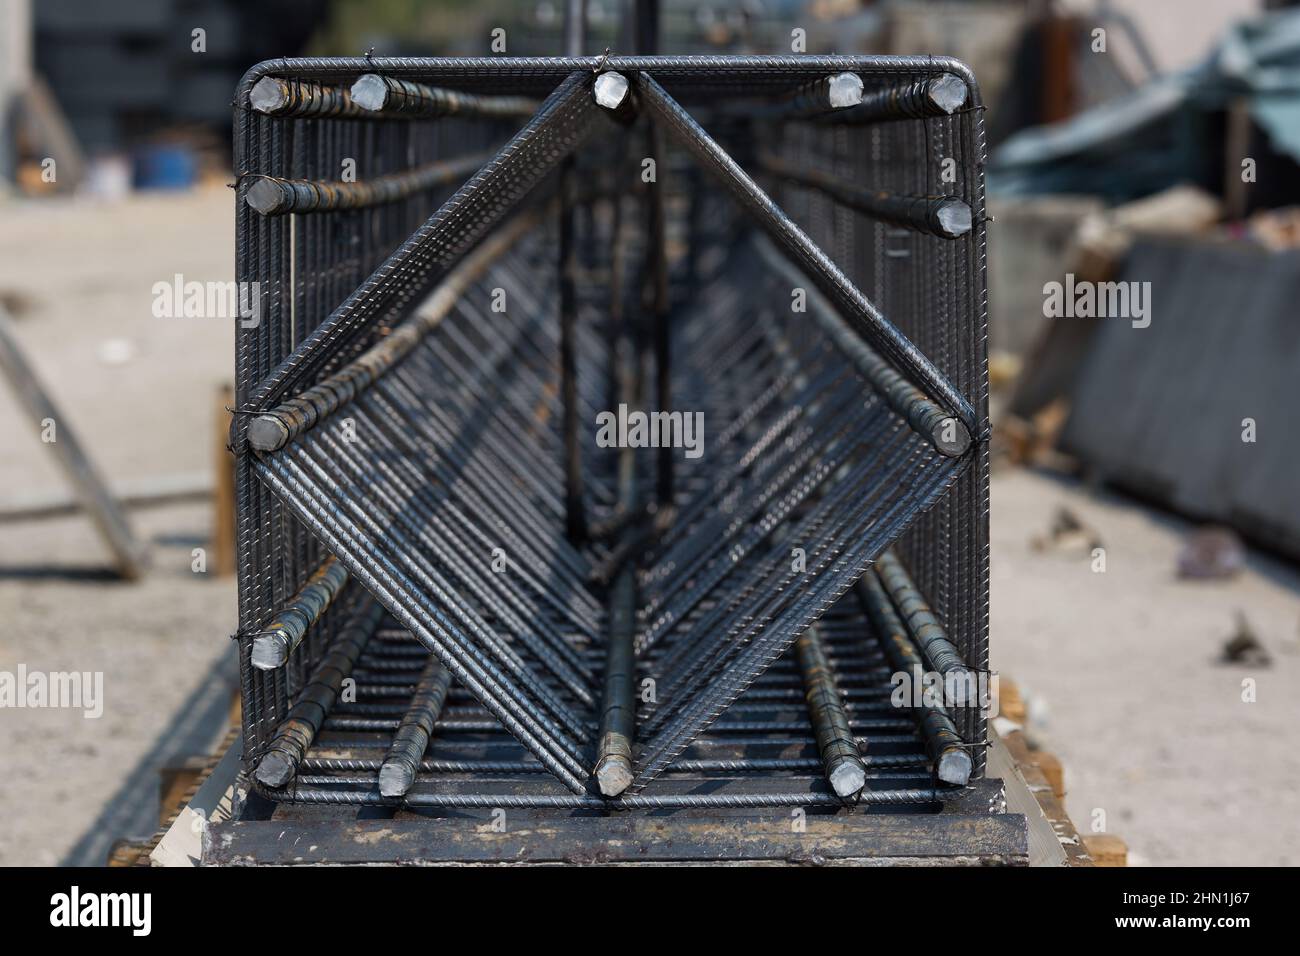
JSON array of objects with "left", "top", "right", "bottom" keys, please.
[
  {"left": 1083, "top": 834, "right": 1128, "bottom": 867},
  {"left": 211, "top": 384, "right": 236, "bottom": 576},
  {"left": 0, "top": 305, "right": 147, "bottom": 578}
]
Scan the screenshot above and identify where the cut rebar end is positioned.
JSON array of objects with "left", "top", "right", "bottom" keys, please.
[
  {"left": 829, "top": 759, "right": 867, "bottom": 799},
  {"left": 250, "top": 632, "right": 289, "bottom": 670},
  {"left": 934, "top": 199, "right": 973, "bottom": 239},
  {"left": 249, "top": 77, "right": 289, "bottom": 114},
  {"left": 351, "top": 74, "right": 389, "bottom": 112},
  {"left": 594, "top": 755, "right": 634, "bottom": 797},
  {"left": 593, "top": 71, "right": 631, "bottom": 111},
  {"left": 378, "top": 761, "right": 416, "bottom": 798},
  {"left": 827, "top": 72, "right": 864, "bottom": 109},
  {"left": 254, "top": 750, "right": 296, "bottom": 789},
  {"left": 937, "top": 748, "right": 973, "bottom": 786},
  {"left": 248, "top": 414, "right": 291, "bottom": 452},
  {"left": 931, "top": 416, "right": 972, "bottom": 457},
  {"left": 245, "top": 178, "right": 288, "bottom": 216},
  {"left": 928, "top": 73, "right": 969, "bottom": 114}
]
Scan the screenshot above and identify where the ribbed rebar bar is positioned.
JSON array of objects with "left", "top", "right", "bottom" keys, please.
[
  {"left": 245, "top": 152, "right": 489, "bottom": 216},
  {"left": 247, "top": 212, "right": 537, "bottom": 453},
  {"left": 874, "top": 550, "right": 972, "bottom": 687},
  {"left": 818, "top": 73, "right": 968, "bottom": 124},
  {"left": 595, "top": 562, "right": 637, "bottom": 795},
  {"left": 726, "top": 71, "right": 865, "bottom": 121},
  {"left": 350, "top": 74, "right": 538, "bottom": 119},
  {"left": 285, "top": 787, "right": 945, "bottom": 810},
  {"left": 253, "top": 597, "right": 383, "bottom": 788},
  {"left": 249, "top": 76, "right": 364, "bottom": 118},
  {"left": 755, "top": 237, "right": 971, "bottom": 458},
  {"left": 795, "top": 625, "right": 867, "bottom": 799},
  {"left": 857, "top": 571, "right": 971, "bottom": 785},
  {"left": 250, "top": 557, "right": 350, "bottom": 670},
  {"left": 379, "top": 656, "right": 454, "bottom": 797},
  {"left": 759, "top": 152, "right": 972, "bottom": 239}
]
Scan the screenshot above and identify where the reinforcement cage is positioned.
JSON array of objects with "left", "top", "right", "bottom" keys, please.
[{"left": 231, "top": 55, "right": 989, "bottom": 812}]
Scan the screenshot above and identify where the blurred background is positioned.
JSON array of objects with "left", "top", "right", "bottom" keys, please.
[{"left": 1, "top": 0, "right": 1298, "bottom": 866}]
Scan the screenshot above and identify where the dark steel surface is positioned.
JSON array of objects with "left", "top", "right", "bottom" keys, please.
[{"left": 229, "top": 54, "right": 993, "bottom": 859}]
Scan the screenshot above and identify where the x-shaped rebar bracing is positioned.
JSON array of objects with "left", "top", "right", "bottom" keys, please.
[{"left": 237, "top": 61, "right": 985, "bottom": 802}]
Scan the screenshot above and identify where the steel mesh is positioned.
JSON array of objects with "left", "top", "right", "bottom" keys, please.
[{"left": 233, "top": 56, "right": 989, "bottom": 807}]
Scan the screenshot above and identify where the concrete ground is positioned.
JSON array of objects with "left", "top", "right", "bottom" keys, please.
[
  {"left": 0, "top": 185, "right": 1296, "bottom": 866},
  {"left": 0, "top": 186, "right": 237, "bottom": 866},
  {"left": 991, "top": 468, "right": 1300, "bottom": 866}
]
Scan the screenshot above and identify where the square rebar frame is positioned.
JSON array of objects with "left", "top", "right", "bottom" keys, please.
[{"left": 231, "top": 56, "right": 990, "bottom": 815}]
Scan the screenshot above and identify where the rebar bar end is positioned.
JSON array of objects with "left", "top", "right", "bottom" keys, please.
[
  {"left": 931, "top": 416, "right": 972, "bottom": 458},
  {"left": 250, "top": 632, "right": 289, "bottom": 670},
  {"left": 245, "top": 178, "right": 288, "bottom": 216},
  {"left": 249, "top": 77, "right": 289, "bottom": 114},
  {"left": 351, "top": 74, "right": 390, "bottom": 112},
  {"left": 937, "top": 748, "right": 973, "bottom": 786},
  {"left": 928, "top": 73, "right": 969, "bottom": 114},
  {"left": 247, "top": 414, "right": 291, "bottom": 452},
  {"left": 935, "top": 199, "right": 973, "bottom": 239},
  {"left": 829, "top": 759, "right": 867, "bottom": 799},
  {"left": 378, "top": 761, "right": 416, "bottom": 798},
  {"left": 593, "top": 71, "right": 631, "bottom": 111},
  {"left": 827, "top": 72, "right": 864, "bottom": 109},
  {"left": 594, "top": 755, "right": 634, "bottom": 797},
  {"left": 253, "top": 751, "right": 296, "bottom": 789}
]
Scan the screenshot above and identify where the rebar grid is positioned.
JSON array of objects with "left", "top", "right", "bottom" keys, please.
[{"left": 233, "top": 56, "right": 988, "bottom": 812}]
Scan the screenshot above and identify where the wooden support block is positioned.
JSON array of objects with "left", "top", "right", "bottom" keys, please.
[
  {"left": 999, "top": 677, "right": 1027, "bottom": 724},
  {"left": 1083, "top": 834, "right": 1128, "bottom": 867},
  {"left": 211, "top": 384, "right": 236, "bottom": 576},
  {"left": 106, "top": 839, "right": 149, "bottom": 868},
  {"left": 1032, "top": 750, "right": 1065, "bottom": 800},
  {"left": 159, "top": 757, "right": 210, "bottom": 825}
]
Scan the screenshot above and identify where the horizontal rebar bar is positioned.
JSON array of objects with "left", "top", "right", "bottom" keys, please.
[
  {"left": 247, "top": 211, "right": 537, "bottom": 453},
  {"left": 874, "top": 550, "right": 973, "bottom": 686},
  {"left": 758, "top": 152, "right": 972, "bottom": 239},
  {"left": 795, "top": 625, "right": 867, "bottom": 800},
  {"left": 245, "top": 152, "right": 490, "bottom": 216},
  {"left": 351, "top": 74, "right": 538, "bottom": 119},
  {"left": 253, "top": 597, "right": 383, "bottom": 788},
  {"left": 249, "top": 76, "right": 364, "bottom": 118},
  {"left": 817, "top": 73, "right": 968, "bottom": 124},
  {"left": 755, "top": 237, "right": 971, "bottom": 458},
  {"left": 379, "top": 656, "right": 453, "bottom": 797},
  {"left": 857, "top": 571, "right": 972, "bottom": 785},
  {"left": 284, "top": 787, "right": 946, "bottom": 810},
  {"left": 250, "top": 557, "right": 350, "bottom": 670}
]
